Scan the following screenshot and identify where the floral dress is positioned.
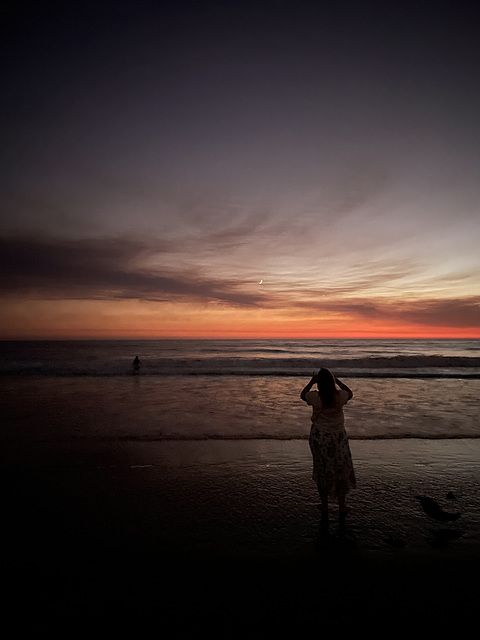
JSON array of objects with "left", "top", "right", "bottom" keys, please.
[{"left": 305, "top": 389, "right": 356, "bottom": 498}]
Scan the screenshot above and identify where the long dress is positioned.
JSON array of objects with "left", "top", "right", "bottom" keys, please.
[{"left": 305, "top": 389, "right": 356, "bottom": 498}]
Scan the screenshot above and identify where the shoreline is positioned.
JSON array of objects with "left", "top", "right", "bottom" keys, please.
[
  {"left": 4, "top": 438, "right": 479, "bottom": 554},
  {"left": 3, "top": 437, "right": 480, "bottom": 624}
]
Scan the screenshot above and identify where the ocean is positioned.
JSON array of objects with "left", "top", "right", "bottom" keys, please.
[
  {"left": 1, "top": 338, "right": 479, "bottom": 442},
  {"left": 3, "top": 338, "right": 480, "bottom": 619}
]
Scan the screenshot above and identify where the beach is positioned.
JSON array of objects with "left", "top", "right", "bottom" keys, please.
[
  {"left": 1, "top": 339, "right": 479, "bottom": 630},
  {"left": 3, "top": 436, "right": 479, "bottom": 629}
]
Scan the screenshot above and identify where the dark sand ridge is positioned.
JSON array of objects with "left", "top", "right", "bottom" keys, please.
[{"left": 3, "top": 438, "right": 479, "bottom": 629}]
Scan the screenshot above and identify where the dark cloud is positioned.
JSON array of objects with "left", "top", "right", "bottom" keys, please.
[
  {"left": 297, "top": 296, "right": 480, "bottom": 328},
  {"left": 1, "top": 233, "right": 479, "bottom": 329},
  {"left": 0, "top": 235, "right": 263, "bottom": 307},
  {"left": 396, "top": 298, "right": 480, "bottom": 328}
]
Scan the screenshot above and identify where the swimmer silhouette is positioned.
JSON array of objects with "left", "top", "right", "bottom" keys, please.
[{"left": 132, "top": 355, "right": 141, "bottom": 375}]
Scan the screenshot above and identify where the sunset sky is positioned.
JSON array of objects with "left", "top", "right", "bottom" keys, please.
[{"left": 2, "top": 0, "right": 480, "bottom": 338}]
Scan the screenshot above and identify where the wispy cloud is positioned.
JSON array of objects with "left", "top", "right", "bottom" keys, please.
[
  {"left": 0, "top": 235, "right": 264, "bottom": 307},
  {"left": 1, "top": 234, "right": 479, "bottom": 330},
  {"left": 394, "top": 298, "right": 480, "bottom": 328},
  {"left": 295, "top": 296, "right": 480, "bottom": 328}
]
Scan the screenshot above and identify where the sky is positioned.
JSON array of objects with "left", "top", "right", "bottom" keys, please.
[{"left": 1, "top": 0, "right": 480, "bottom": 339}]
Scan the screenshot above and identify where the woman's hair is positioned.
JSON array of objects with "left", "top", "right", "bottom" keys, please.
[{"left": 317, "top": 368, "right": 336, "bottom": 408}]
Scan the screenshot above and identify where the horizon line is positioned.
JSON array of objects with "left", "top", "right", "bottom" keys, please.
[{"left": 2, "top": 334, "right": 480, "bottom": 341}]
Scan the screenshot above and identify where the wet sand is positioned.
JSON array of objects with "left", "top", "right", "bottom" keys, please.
[{"left": 2, "top": 438, "right": 479, "bottom": 629}]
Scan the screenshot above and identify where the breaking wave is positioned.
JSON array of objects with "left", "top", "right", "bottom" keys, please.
[{"left": 2, "top": 354, "right": 480, "bottom": 378}]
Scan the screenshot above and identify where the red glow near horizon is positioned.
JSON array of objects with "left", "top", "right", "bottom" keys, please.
[
  {"left": 4, "top": 327, "right": 479, "bottom": 340},
  {"left": 1, "top": 299, "right": 479, "bottom": 340}
]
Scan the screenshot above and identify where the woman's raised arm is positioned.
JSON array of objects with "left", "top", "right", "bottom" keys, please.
[{"left": 300, "top": 372, "right": 318, "bottom": 402}]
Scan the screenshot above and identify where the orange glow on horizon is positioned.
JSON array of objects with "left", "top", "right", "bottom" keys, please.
[
  {"left": 1, "top": 299, "right": 479, "bottom": 340},
  {"left": 2, "top": 329, "right": 479, "bottom": 340}
]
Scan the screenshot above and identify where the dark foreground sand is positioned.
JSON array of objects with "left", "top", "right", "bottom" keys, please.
[{"left": 2, "top": 438, "right": 479, "bottom": 630}]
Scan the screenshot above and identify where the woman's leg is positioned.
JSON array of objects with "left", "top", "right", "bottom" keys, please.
[{"left": 318, "top": 488, "right": 329, "bottom": 512}]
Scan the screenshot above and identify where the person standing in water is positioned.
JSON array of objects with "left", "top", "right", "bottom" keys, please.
[
  {"left": 301, "top": 368, "right": 356, "bottom": 517},
  {"left": 132, "top": 355, "right": 141, "bottom": 375}
]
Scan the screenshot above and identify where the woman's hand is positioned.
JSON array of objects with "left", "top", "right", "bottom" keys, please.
[{"left": 301, "top": 371, "right": 318, "bottom": 402}]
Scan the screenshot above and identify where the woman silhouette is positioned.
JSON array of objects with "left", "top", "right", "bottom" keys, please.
[{"left": 301, "top": 368, "right": 356, "bottom": 516}]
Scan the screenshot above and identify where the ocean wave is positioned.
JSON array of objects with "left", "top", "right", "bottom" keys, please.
[
  {"left": 115, "top": 432, "right": 480, "bottom": 441},
  {"left": 10, "top": 432, "right": 480, "bottom": 443},
  {"left": 2, "top": 354, "right": 480, "bottom": 378}
]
